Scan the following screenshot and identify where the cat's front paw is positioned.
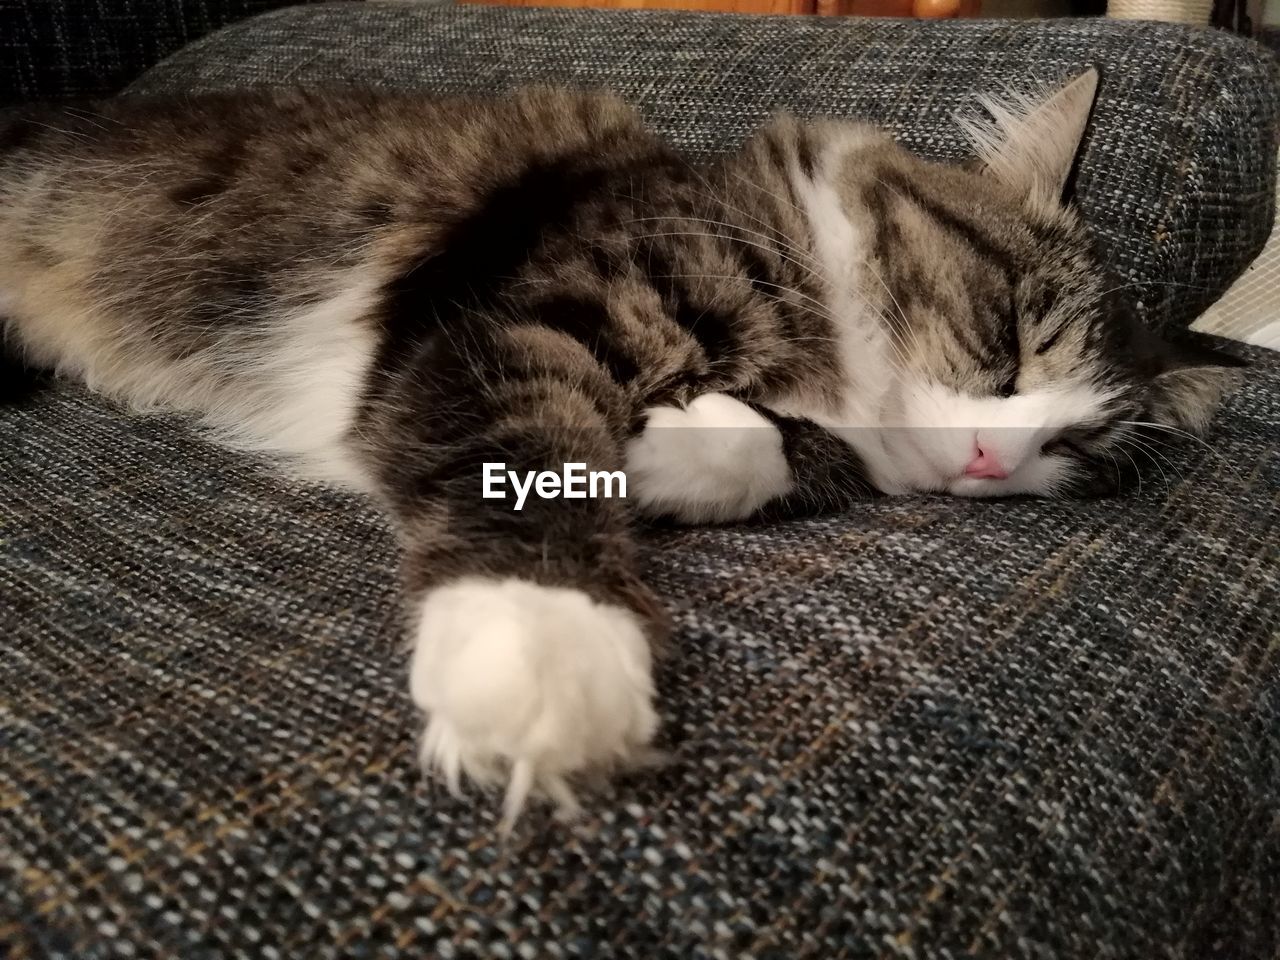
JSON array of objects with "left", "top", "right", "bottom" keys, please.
[
  {"left": 409, "top": 578, "right": 658, "bottom": 831},
  {"left": 626, "top": 392, "right": 793, "bottom": 524}
]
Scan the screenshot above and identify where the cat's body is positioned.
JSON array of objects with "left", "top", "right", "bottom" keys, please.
[{"left": 0, "top": 79, "right": 1240, "bottom": 826}]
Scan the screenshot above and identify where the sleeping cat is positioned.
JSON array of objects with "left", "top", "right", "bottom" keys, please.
[{"left": 0, "top": 71, "right": 1242, "bottom": 827}]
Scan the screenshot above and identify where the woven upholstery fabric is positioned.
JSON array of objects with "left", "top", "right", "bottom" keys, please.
[
  {"left": 3, "top": 5, "right": 1279, "bottom": 958},
  {"left": 129, "top": 3, "right": 1280, "bottom": 334},
  {"left": 0, "top": 0, "right": 334, "bottom": 107},
  {"left": 3, "top": 351, "right": 1277, "bottom": 959}
]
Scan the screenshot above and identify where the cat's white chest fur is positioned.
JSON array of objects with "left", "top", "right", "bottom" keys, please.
[{"left": 767, "top": 147, "right": 902, "bottom": 490}]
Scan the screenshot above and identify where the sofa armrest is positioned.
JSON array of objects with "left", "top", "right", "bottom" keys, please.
[{"left": 0, "top": 0, "right": 339, "bottom": 106}]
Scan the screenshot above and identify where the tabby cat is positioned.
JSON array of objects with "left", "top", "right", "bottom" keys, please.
[{"left": 0, "top": 70, "right": 1242, "bottom": 827}]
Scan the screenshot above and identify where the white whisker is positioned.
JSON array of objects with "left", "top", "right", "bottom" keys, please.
[
  {"left": 625, "top": 227, "right": 822, "bottom": 295},
  {"left": 1117, "top": 420, "right": 1248, "bottom": 485},
  {"left": 1115, "top": 435, "right": 1175, "bottom": 491}
]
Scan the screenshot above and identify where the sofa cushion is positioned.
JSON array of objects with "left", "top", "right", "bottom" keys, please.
[
  {"left": 0, "top": 0, "right": 334, "bottom": 106},
  {"left": 3, "top": 5, "right": 1278, "bottom": 958},
  {"left": 3, "top": 345, "right": 1276, "bottom": 958},
  {"left": 129, "top": 3, "right": 1280, "bottom": 334}
]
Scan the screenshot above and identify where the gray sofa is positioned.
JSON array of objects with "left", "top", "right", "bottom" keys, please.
[{"left": 2, "top": 3, "right": 1278, "bottom": 957}]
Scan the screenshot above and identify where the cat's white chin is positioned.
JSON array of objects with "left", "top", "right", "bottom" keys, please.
[
  {"left": 409, "top": 577, "right": 658, "bottom": 832},
  {"left": 944, "top": 455, "right": 1072, "bottom": 498},
  {"left": 855, "top": 432, "right": 1073, "bottom": 497}
]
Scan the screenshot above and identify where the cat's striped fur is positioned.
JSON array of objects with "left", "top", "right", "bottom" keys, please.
[{"left": 0, "top": 76, "right": 1241, "bottom": 825}]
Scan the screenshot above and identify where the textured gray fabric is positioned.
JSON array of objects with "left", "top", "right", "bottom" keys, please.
[
  {"left": 129, "top": 3, "right": 1280, "bottom": 335},
  {"left": 3, "top": 348, "right": 1277, "bottom": 958},
  {"left": 0, "top": 0, "right": 336, "bottom": 107},
  {"left": 3, "top": 5, "right": 1279, "bottom": 958}
]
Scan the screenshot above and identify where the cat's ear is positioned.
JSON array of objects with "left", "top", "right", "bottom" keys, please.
[
  {"left": 958, "top": 67, "right": 1099, "bottom": 207},
  {"left": 1148, "top": 342, "right": 1246, "bottom": 433},
  {"left": 1123, "top": 316, "right": 1247, "bottom": 433}
]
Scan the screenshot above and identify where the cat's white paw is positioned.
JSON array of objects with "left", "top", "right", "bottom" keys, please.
[
  {"left": 625, "top": 392, "right": 793, "bottom": 524},
  {"left": 409, "top": 577, "right": 657, "bottom": 831}
]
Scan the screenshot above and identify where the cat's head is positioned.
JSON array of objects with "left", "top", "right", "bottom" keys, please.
[{"left": 804, "top": 68, "right": 1244, "bottom": 498}]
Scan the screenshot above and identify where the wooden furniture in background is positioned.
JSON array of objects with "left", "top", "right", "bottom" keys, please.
[
  {"left": 460, "top": 0, "right": 812, "bottom": 10},
  {"left": 817, "top": 0, "right": 980, "bottom": 12},
  {"left": 460, "top": 0, "right": 980, "bottom": 17}
]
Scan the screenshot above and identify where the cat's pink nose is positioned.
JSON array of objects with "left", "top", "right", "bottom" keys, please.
[{"left": 964, "top": 447, "right": 1009, "bottom": 480}]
